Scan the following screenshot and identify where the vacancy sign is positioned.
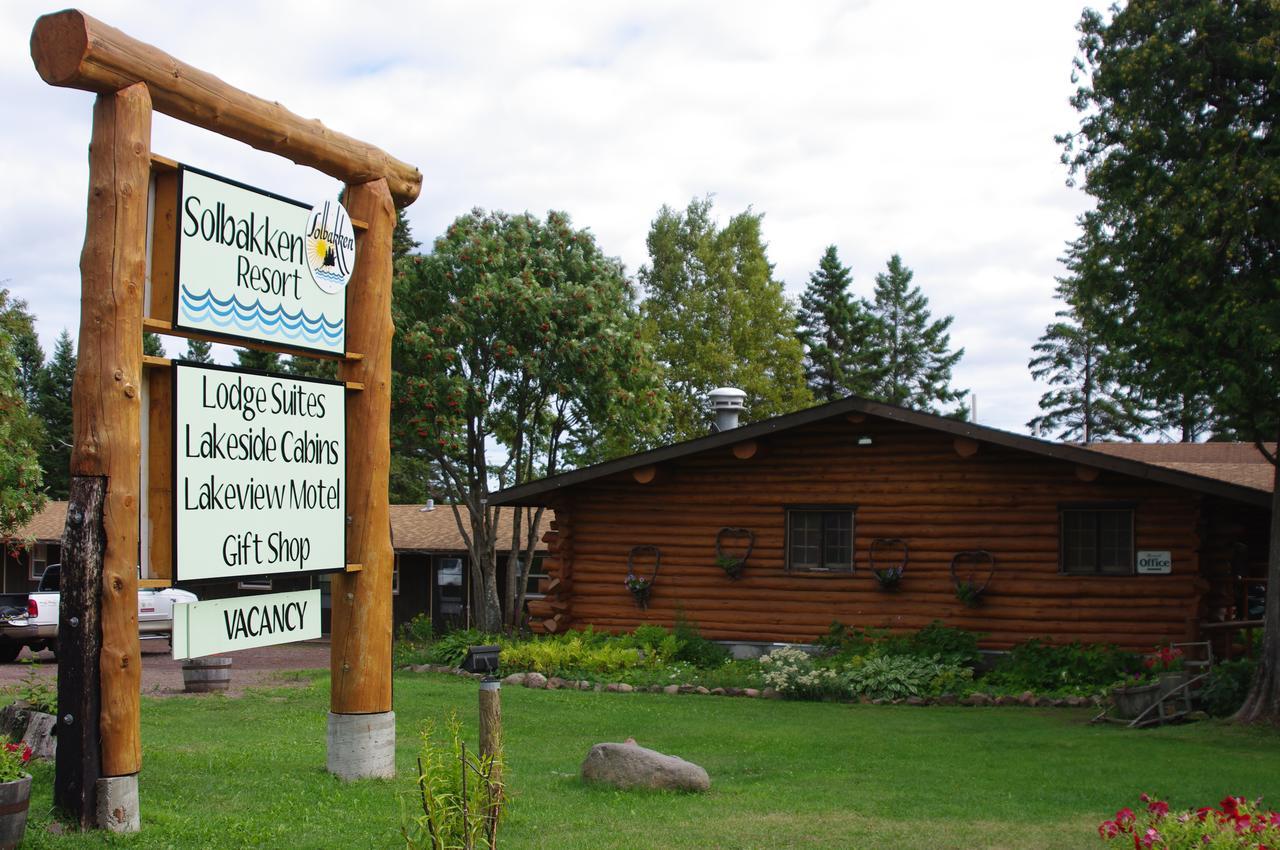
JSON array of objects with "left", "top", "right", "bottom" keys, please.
[
  {"left": 174, "top": 165, "right": 353, "bottom": 355},
  {"left": 174, "top": 362, "right": 345, "bottom": 581},
  {"left": 172, "top": 589, "right": 321, "bottom": 659}
]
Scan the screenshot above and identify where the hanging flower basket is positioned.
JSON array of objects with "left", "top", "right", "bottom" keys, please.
[
  {"left": 950, "top": 550, "right": 995, "bottom": 608},
  {"left": 714, "top": 527, "right": 755, "bottom": 580},
  {"left": 869, "top": 538, "right": 908, "bottom": 591},
  {"left": 625, "top": 545, "right": 661, "bottom": 610}
]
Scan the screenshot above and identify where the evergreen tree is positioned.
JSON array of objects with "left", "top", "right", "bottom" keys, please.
[
  {"left": 866, "top": 255, "right": 966, "bottom": 414},
  {"left": 639, "top": 197, "right": 810, "bottom": 441},
  {"left": 1027, "top": 280, "right": 1144, "bottom": 443},
  {"left": 393, "top": 208, "right": 419, "bottom": 262},
  {"left": 142, "top": 332, "right": 165, "bottom": 357},
  {"left": 34, "top": 330, "right": 75, "bottom": 499},
  {"left": 181, "top": 338, "right": 214, "bottom": 363},
  {"left": 284, "top": 354, "right": 338, "bottom": 381},
  {"left": 0, "top": 289, "right": 43, "bottom": 404},
  {"left": 0, "top": 327, "right": 45, "bottom": 536},
  {"left": 235, "top": 348, "right": 282, "bottom": 372},
  {"left": 796, "top": 246, "right": 881, "bottom": 402}
]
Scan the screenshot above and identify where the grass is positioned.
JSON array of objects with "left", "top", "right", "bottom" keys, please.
[{"left": 13, "top": 670, "right": 1280, "bottom": 849}]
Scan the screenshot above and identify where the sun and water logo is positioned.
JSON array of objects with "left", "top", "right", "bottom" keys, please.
[{"left": 304, "top": 197, "right": 355, "bottom": 294}]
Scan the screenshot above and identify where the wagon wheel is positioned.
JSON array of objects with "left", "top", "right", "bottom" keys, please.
[
  {"left": 869, "top": 538, "right": 908, "bottom": 590},
  {"left": 714, "top": 527, "right": 755, "bottom": 580},
  {"left": 626, "top": 545, "right": 661, "bottom": 609},
  {"left": 949, "top": 550, "right": 995, "bottom": 607}
]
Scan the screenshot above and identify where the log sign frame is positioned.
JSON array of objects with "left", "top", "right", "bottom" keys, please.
[{"left": 173, "top": 361, "right": 345, "bottom": 581}]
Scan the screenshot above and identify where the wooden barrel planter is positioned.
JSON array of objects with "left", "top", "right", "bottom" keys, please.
[
  {"left": 182, "top": 657, "right": 233, "bottom": 693},
  {"left": 0, "top": 774, "right": 30, "bottom": 850}
]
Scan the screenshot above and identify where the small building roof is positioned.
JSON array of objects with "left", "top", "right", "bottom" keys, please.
[
  {"left": 1086, "top": 442, "right": 1276, "bottom": 493},
  {"left": 489, "top": 396, "right": 1273, "bottom": 508},
  {"left": 6, "top": 501, "right": 553, "bottom": 553}
]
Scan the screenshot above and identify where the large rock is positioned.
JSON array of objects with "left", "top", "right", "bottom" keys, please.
[
  {"left": 23, "top": 711, "right": 56, "bottom": 760},
  {"left": 580, "top": 742, "right": 710, "bottom": 792}
]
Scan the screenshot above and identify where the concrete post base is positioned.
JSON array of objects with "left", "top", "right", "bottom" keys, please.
[
  {"left": 327, "top": 711, "right": 396, "bottom": 780},
  {"left": 95, "top": 774, "right": 140, "bottom": 833}
]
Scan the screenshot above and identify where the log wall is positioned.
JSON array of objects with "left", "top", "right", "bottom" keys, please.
[{"left": 530, "top": 418, "right": 1267, "bottom": 650}]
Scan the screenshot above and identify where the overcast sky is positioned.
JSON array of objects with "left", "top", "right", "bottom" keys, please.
[{"left": 1, "top": 1, "right": 1096, "bottom": 433}]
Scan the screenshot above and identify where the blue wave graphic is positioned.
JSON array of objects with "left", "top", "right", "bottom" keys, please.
[{"left": 180, "top": 287, "right": 343, "bottom": 346}]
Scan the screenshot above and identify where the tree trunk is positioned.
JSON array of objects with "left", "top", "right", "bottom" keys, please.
[{"left": 1234, "top": 444, "right": 1280, "bottom": 723}]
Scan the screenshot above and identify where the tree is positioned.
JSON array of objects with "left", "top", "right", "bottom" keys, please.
[
  {"left": 639, "top": 197, "right": 810, "bottom": 441},
  {"left": 1027, "top": 284, "right": 1145, "bottom": 444},
  {"left": 0, "top": 327, "right": 45, "bottom": 537},
  {"left": 796, "top": 246, "right": 881, "bottom": 402},
  {"left": 235, "top": 348, "right": 282, "bottom": 373},
  {"left": 865, "top": 255, "right": 966, "bottom": 414},
  {"left": 181, "top": 338, "right": 214, "bottom": 363},
  {"left": 395, "top": 209, "right": 664, "bottom": 631},
  {"left": 0, "top": 289, "right": 43, "bottom": 405},
  {"left": 143, "top": 332, "right": 165, "bottom": 358},
  {"left": 1060, "top": 0, "right": 1280, "bottom": 721},
  {"left": 284, "top": 354, "right": 337, "bottom": 381},
  {"left": 34, "top": 330, "right": 75, "bottom": 500}
]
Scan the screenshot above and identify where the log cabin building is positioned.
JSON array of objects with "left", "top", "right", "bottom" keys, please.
[{"left": 490, "top": 396, "right": 1273, "bottom": 653}]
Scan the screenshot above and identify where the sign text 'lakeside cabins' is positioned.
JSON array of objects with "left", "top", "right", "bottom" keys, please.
[{"left": 174, "top": 166, "right": 354, "bottom": 355}]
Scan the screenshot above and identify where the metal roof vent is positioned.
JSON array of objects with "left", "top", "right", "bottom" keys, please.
[{"left": 708, "top": 387, "right": 747, "bottom": 432}]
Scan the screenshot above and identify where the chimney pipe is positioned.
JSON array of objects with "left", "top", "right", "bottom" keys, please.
[{"left": 707, "top": 387, "right": 747, "bottom": 432}]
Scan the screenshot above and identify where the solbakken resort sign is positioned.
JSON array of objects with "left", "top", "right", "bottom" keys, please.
[
  {"left": 174, "top": 165, "right": 355, "bottom": 355},
  {"left": 173, "top": 362, "right": 345, "bottom": 582}
]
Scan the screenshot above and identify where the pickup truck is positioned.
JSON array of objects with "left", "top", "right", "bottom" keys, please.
[{"left": 0, "top": 565, "right": 198, "bottom": 662}]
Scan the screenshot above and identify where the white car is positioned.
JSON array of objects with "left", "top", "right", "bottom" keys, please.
[{"left": 0, "top": 565, "right": 197, "bottom": 662}]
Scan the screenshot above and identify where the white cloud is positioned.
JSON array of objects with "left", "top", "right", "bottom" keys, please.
[{"left": 1, "top": 0, "right": 1095, "bottom": 432}]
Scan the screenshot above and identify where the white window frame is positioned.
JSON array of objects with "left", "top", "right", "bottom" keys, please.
[{"left": 29, "top": 543, "right": 50, "bottom": 581}]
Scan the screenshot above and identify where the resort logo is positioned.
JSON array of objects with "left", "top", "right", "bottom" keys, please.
[{"left": 305, "top": 196, "right": 356, "bottom": 293}]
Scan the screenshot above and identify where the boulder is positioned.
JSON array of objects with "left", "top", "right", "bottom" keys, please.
[
  {"left": 962, "top": 693, "right": 992, "bottom": 707},
  {"left": 524, "top": 672, "right": 548, "bottom": 689},
  {"left": 694, "top": 686, "right": 710, "bottom": 695},
  {"left": 23, "top": 711, "right": 56, "bottom": 760},
  {"left": 502, "top": 672, "right": 527, "bottom": 686},
  {"left": 647, "top": 685, "right": 663, "bottom": 693},
  {"left": 546, "top": 677, "right": 569, "bottom": 690},
  {"left": 742, "top": 688, "right": 760, "bottom": 698},
  {"left": 936, "top": 693, "right": 958, "bottom": 706},
  {"left": 580, "top": 742, "right": 710, "bottom": 792},
  {"left": 709, "top": 688, "right": 726, "bottom": 696},
  {"left": 762, "top": 688, "right": 782, "bottom": 700},
  {"left": 1017, "top": 691, "right": 1036, "bottom": 706},
  {"left": 663, "top": 684, "right": 680, "bottom": 695},
  {"left": 905, "top": 696, "right": 928, "bottom": 706}
]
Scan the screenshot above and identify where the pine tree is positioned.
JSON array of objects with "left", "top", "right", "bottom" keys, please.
[
  {"left": 0, "top": 289, "right": 43, "bottom": 404},
  {"left": 235, "top": 348, "right": 282, "bottom": 372},
  {"left": 796, "top": 246, "right": 881, "bottom": 402},
  {"left": 639, "top": 197, "right": 810, "bottom": 441},
  {"left": 284, "top": 354, "right": 337, "bottom": 381},
  {"left": 182, "top": 338, "right": 214, "bottom": 363},
  {"left": 143, "top": 332, "right": 165, "bottom": 357},
  {"left": 0, "top": 327, "right": 44, "bottom": 535},
  {"left": 866, "top": 255, "right": 966, "bottom": 414},
  {"left": 34, "top": 330, "right": 75, "bottom": 499}
]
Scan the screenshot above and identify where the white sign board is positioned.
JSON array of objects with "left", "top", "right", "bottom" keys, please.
[
  {"left": 172, "top": 589, "right": 321, "bottom": 659},
  {"left": 174, "top": 362, "right": 345, "bottom": 581},
  {"left": 1136, "top": 551, "right": 1172, "bottom": 574},
  {"left": 174, "top": 166, "right": 352, "bottom": 355}
]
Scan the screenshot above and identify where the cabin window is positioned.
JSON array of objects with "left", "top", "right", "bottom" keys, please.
[
  {"left": 392, "top": 558, "right": 400, "bottom": 596},
  {"left": 29, "top": 543, "right": 50, "bottom": 581},
  {"left": 1060, "top": 508, "right": 1134, "bottom": 575},
  {"left": 524, "top": 557, "right": 549, "bottom": 600},
  {"left": 786, "top": 508, "right": 855, "bottom": 573}
]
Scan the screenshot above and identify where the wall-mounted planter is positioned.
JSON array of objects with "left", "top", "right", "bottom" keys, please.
[
  {"left": 626, "top": 545, "right": 661, "bottom": 610},
  {"left": 870, "top": 538, "right": 908, "bottom": 591},
  {"left": 950, "top": 550, "right": 995, "bottom": 608},
  {"left": 715, "top": 527, "right": 755, "bottom": 581}
]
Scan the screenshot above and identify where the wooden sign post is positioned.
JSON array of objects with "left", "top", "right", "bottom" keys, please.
[{"left": 31, "top": 9, "right": 419, "bottom": 830}]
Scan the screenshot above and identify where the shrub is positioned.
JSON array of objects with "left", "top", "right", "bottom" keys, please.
[
  {"left": 423, "top": 629, "right": 501, "bottom": 668},
  {"left": 12, "top": 660, "right": 55, "bottom": 714},
  {"left": 845, "top": 654, "right": 970, "bottom": 700},
  {"left": 908, "top": 621, "right": 982, "bottom": 667},
  {"left": 1097, "top": 794, "right": 1279, "bottom": 848},
  {"left": 398, "top": 614, "right": 435, "bottom": 645},
  {"left": 671, "top": 614, "right": 729, "bottom": 669},
  {"left": 760, "top": 647, "right": 847, "bottom": 700},
  {"left": 984, "top": 639, "right": 1137, "bottom": 696},
  {"left": 1200, "top": 659, "right": 1257, "bottom": 717},
  {"left": 499, "top": 638, "right": 649, "bottom": 676},
  {"left": 401, "top": 713, "right": 503, "bottom": 850}
]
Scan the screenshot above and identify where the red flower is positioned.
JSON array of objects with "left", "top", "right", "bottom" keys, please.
[
  {"left": 1147, "top": 800, "right": 1169, "bottom": 818},
  {"left": 1117, "top": 808, "right": 1137, "bottom": 827},
  {"left": 1099, "top": 820, "right": 1122, "bottom": 838}
]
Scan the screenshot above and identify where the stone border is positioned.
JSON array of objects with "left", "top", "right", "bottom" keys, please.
[{"left": 401, "top": 665, "right": 1104, "bottom": 708}]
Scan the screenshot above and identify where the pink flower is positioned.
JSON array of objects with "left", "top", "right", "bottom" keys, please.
[
  {"left": 1147, "top": 800, "right": 1169, "bottom": 818},
  {"left": 1138, "top": 827, "right": 1161, "bottom": 847},
  {"left": 1116, "top": 808, "right": 1137, "bottom": 828},
  {"left": 1099, "top": 820, "right": 1122, "bottom": 839}
]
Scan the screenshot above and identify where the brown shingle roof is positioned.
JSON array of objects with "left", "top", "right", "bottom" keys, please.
[
  {"left": 6, "top": 501, "right": 552, "bottom": 552},
  {"left": 1086, "top": 443, "right": 1274, "bottom": 493},
  {"left": 388, "top": 504, "right": 554, "bottom": 552}
]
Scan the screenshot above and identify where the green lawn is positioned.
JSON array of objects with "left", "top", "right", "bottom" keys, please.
[{"left": 16, "top": 670, "right": 1280, "bottom": 849}]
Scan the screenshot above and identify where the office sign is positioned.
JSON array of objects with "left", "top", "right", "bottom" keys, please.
[
  {"left": 174, "top": 362, "right": 345, "bottom": 581},
  {"left": 174, "top": 165, "right": 352, "bottom": 354},
  {"left": 172, "top": 589, "right": 321, "bottom": 659},
  {"left": 1136, "top": 551, "right": 1172, "bottom": 575}
]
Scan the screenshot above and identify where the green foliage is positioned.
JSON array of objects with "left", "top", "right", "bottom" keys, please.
[
  {"left": 865, "top": 255, "right": 966, "bottom": 415},
  {"left": 401, "top": 712, "right": 503, "bottom": 850},
  {"left": 0, "top": 289, "right": 43, "bottom": 405},
  {"left": 283, "top": 355, "right": 338, "bottom": 380},
  {"left": 898, "top": 621, "right": 982, "bottom": 668},
  {"left": 12, "top": 660, "right": 56, "bottom": 715},
  {"left": 760, "top": 647, "right": 848, "bottom": 700},
  {"left": 845, "top": 654, "right": 971, "bottom": 700},
  {"left": 143, "top": 331, "right": 165, "bottom": 357},
  {"left": 670, "top": 614, "right": 729, "bottom": 668},
  {"left": 499, "top": 637, "right": 650, "bottom": 676},
  {"left": 0, "top": 738, "right": 31, "bottom": 784},
  {"left": 235, "top": 347, "right": 283, "bottom": 373},
  {"left": 399, "top": 614, "right": 436, "bottom": 646},
  {"left": 33, "top": 330, "right": 74, "bottom": 500},
  {"left": 639, "top": 196, "right": 811, "bottom": 441},
  {"left": 796, "top": 246, "right": 881, "bottom": 401},
  {"left": 0, "top": 326, "right": 45, "bottom": 537},
  {"left": 1027, "top": 275, "right": 1146, "bottom": 443},
  {"left": 984, "top": 639, "right": 1137, "bottom": 696},
  {"left": 819, "top": 620, "right": 981, "bottom": 668},
  {"left": 424, "top": 630, "right": 501, "bottom": 668},
  {"left": 1200, "top": 659, "right": 1257, "bottom": 718},
  {"left": 181, "top": 338, "right": 214, "bottom": 363}
]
